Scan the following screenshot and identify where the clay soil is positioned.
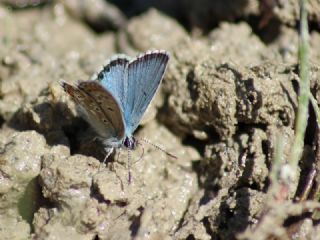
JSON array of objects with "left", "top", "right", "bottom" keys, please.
[{"left": 1, "top": 1, "right": 320, "bottom": 239}]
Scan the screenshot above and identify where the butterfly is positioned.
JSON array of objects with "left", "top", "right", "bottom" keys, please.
[{"left": 61, "top": 50, "right": 170, "bottom": 172}]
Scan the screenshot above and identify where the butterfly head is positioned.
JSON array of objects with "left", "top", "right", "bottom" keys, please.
[{"left": 123, "top": 136, "right": 137, "bottom": 150}]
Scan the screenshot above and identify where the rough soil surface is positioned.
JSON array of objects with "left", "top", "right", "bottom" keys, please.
[{"left": 1, "top": 1, "right": 320, "bottom": 240}]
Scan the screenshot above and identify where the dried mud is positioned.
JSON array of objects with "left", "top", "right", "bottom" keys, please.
[{"left": 1, "top": 1, "right": 320, "bottom": 240}]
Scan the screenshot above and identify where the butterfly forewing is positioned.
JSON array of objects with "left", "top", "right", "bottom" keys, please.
[
  {"left": 61, "top": 81, "right": 125, "bottom": 142},
  {"left": 96, "top": 57, "right": 130, "bottom": 110},
  {"left": 124, "top": 51, "right": 169, "bottom": 134}
]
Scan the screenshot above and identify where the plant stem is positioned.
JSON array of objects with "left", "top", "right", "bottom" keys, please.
[{"left": 289, "top": 0, "right": 310, "bottom": 171}]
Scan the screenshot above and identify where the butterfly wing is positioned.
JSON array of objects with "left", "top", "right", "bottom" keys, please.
[
  {"left": 94, "top": 56, "right": 130, "bottom": 110},
  {"left": 123, "top": 50, "right": 169, "bottom": 134},
  {"left": 61, "top": 81, "right": 125, "bottom": 146}
]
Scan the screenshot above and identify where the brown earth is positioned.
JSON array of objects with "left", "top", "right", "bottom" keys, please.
[{"left": 1, "top": 1, "right": 320, "bottom": 239}]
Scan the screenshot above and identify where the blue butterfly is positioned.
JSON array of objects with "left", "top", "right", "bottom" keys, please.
[{"left": 61, "top": 50, "right": 170, "bottom": 163}]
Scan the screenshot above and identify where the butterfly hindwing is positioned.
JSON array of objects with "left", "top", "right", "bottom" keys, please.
[
  {"left": 61, "top": 81, "right": 125, "bottom": 142},
  {"left": 124, "top": 50, "right": 169, "bottom": 134},
  {"left": 77, "top": 81, "right": 126, "bottom": 141}
]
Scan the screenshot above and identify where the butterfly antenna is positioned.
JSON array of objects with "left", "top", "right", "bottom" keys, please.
[
  {"left": 138, "top": 137, "right": 177, "bottom": 159},
  {"left": 127, "top": 149, "right": 132, "bottom": 184}
]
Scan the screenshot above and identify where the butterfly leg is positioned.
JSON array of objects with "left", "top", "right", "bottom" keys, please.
[
  {"left": 103, "top": 147, "right": 114, "bottom": 164},
  {"left": 133, "top": 141, "right": 145, "bottom": 165},
  {"left": 109, "top": 149, "right": 121, "bottom": 174},
  {"left": 98, "top": 147, "right": 114, "bottom": 171}
]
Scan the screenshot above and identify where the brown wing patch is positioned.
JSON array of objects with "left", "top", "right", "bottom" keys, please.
[
  {"left": 60, "top": 81, "right": 125, "bottom": 140},
  {"left": 77, "top": 81, "right": 125, "bottom": 138},
  {"left": 61, "top": 81, "right": 86, "bottom": 104}
]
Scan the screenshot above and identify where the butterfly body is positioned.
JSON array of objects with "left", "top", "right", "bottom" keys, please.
[{"left": 61, "top": 50, "right": 169, "bottom": 156}]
